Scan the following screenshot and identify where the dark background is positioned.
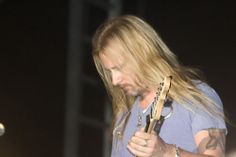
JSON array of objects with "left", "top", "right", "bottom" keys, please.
[{"left": 0, "top": 0, "right": 235, "bottom": 157}]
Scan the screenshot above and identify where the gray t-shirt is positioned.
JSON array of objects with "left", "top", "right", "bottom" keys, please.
[{"left": 111, "top": 83, "right": 226, "bottom": 157}]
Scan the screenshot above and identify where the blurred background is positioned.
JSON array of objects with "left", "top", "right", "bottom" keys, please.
[{"left": 0, "top": 0, "right": 235, "bottom": 157}]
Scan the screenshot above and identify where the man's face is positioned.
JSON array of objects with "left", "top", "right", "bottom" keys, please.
[{"left": 99, "top": 46, "right": 140, "bottom": 96}]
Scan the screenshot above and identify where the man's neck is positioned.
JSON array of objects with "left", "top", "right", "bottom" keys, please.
[{"left": 139, "top": 90, "right": 157, "bottom": 109}]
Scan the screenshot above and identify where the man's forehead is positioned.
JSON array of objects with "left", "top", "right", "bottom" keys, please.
[
  {"left": 101, "top": 43, "right": 124, "bottom": 63},
  {"left": 99, "top": 51, "right": 123, "bottom": 69}
]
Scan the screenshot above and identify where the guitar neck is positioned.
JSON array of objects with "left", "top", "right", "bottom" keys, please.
[
  {"left": 144, "top": 116, "right": 165, "bottom": 134},
  {"left": 144, "top": 76, "right": 172, "bottom": 134},
  {"left": 145, "top": 118, "right": 157, "bottom": 133}
]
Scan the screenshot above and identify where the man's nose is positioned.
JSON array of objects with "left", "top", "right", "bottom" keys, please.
[{"left": 111, "top": 71, "right": 121, "bottom": 86}]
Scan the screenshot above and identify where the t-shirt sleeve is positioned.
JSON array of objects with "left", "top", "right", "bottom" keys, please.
[{"left": 191, "top": 83, "right": 227, "bottom": 136}]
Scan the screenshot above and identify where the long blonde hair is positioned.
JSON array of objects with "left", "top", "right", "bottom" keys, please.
[{"left": 92, "top": 15, "right": 225, "bottom": 124}]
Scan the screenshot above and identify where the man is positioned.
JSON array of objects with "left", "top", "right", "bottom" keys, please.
[{"left": 92, "top": 15, "right": 227, "bottom": 157}]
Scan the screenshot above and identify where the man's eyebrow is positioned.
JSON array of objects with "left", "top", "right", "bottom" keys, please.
[
  {"left": 110, "top": 64, "right": 123, "bottom": 70},
  {"left": 102, "top": 62, "right": 124, "bottom": 71},
  {"left": 111, "top": 66, "right": 119, "bottom": 70}
]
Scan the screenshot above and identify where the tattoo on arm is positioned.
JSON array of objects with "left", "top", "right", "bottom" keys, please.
[{"left": 198, "top": 128, "right": 226, "bottom": 154}]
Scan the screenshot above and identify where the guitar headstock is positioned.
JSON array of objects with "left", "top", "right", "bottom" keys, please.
[{"left": 151, "top": 76, "right": 172, "bottom": 121}]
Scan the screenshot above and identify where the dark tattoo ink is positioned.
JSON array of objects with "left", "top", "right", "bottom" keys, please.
[{"left": 198, "top": 128, "right": 225, "bottom": 154}]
